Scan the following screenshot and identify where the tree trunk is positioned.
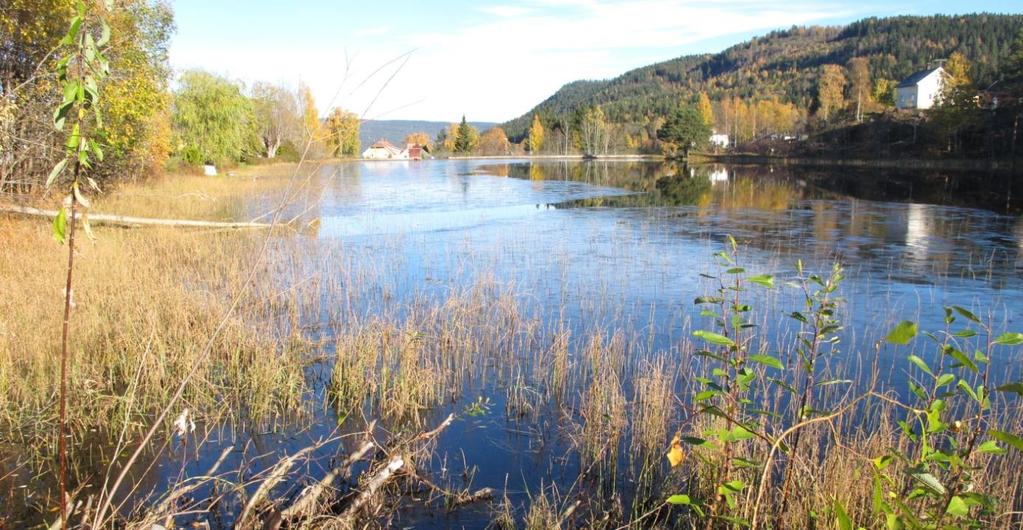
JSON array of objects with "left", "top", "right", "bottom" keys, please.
[{"left": 1, "top": 204, "right": 273, "bottom": 229}]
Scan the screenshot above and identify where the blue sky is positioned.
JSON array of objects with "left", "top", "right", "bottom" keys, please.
[{"left": 168, "top": 1, "right": 1021, "bottom": 122}]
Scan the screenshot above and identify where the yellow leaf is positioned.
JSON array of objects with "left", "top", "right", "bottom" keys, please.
[{"left": 666, "top": 432, "right": 686, "bottom": 467}]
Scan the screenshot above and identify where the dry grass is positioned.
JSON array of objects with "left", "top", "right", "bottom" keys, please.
[
  {"left": 3, "top": 163, "right": 1023, "bottom": 529},
  {"left": 631, "top": 356, "right": 673, "bottom": 457}
]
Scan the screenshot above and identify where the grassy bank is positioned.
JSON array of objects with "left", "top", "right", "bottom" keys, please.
[{"left": 0, "top": 164, "right": 326, "bottom": 520}]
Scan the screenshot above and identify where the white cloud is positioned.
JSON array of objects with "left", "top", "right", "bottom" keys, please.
[{"left": 170, "top": 1, "right": 864, "bottom": 122}]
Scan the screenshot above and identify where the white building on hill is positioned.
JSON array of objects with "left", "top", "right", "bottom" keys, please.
[
  {"left": 710, "top": 131, "right": 729, "bottom": 148},
  {"left": 896, "top": 67, "right": 945, "bottom": 110}
]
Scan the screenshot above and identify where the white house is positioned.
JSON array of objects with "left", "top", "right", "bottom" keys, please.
[
  {"left": 362, "top": 139, "right": 405, "bottom": 160},
  {"left": 709, "top": 131, "right": 730, "bottom": 148},
  {"left": 896, "top": 67, "right": 945, "bottom": 110}
]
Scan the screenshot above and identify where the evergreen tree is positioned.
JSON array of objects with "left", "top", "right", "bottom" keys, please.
[
  {"left": 455, "top": 116, "right": 479, "bottom": 153},
  {"left": 656, "top": 105, "right": 711, "bottom": 159}
]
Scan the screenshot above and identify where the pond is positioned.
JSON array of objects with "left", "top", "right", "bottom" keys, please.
[{"left": 15, "top": 159, "right": 1023, "bottom": 528}]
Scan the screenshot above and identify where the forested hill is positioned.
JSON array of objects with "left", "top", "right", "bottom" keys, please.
[{"left": 501, "top": 13, "right": 1023, "bottom": 139}]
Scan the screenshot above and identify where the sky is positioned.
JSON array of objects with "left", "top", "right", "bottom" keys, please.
[{"left": 167, "top": 0, "right": 1022, "bottom": 123}]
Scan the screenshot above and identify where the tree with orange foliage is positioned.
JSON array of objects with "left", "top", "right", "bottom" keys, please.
[
  {"left": 478, "top": 127, "right": 510, "bottom": 156},
  {"left": 404, "top": 132, "right": 431, "bottom": 148}
]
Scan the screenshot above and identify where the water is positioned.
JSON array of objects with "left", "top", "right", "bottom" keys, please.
[
  {"left": 18, "top": 159, "right": 1023, "bottom": 527},
  {"left": 253, "top": 158, "right": 1018, "bottom": 527}
]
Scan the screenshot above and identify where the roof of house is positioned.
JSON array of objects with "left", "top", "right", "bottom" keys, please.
[
  {"left": 897, "top": 67, "right": 943, "bottom": 88},
  {"left": 365, "top": 139, "right": 402, "bottom": 155}
]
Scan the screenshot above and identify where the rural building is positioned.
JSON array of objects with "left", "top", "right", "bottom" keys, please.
[
  {"left": 405, "top": 144, "right": 430, "bottom": 160},
  {"left": 362, "top": 140, "right": 404, "bottom": 159},
  {"left": 895, "top": 67, "right": 945, "bottom": 110},
  {"left": 709, "top": 132, "right": 730, "bottom": 148}
]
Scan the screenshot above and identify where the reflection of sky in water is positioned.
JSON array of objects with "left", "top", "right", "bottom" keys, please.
[
  {"left": 125, "top": 159, "right": 1023, "bottom": 530},
  {"left": 316, "top": 160, "right": 633, "bottom": 237},
  {"left": 309, "top": 160, "right": 1023, "bottom": 382}
]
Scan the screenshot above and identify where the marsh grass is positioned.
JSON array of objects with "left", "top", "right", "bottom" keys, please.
[{"left": 3, "top": 162, "right": 1023, "bottom": 529}]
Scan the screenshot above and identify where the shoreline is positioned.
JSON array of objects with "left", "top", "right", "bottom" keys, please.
[{"left": 691, "top": 152, "right": 1022, "bottom": 172}]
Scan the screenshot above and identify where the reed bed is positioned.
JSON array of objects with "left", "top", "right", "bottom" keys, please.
[{"left": 2, "top": 162, "right": 1022, "bottom": 529}]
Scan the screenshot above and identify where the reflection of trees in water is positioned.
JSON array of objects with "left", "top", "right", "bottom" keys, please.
[
  {"left": 494, "top": 160, "right": 1022, "bottom": 282},
  {"left": 654, "top": 173, "right": 711, "bottom": 205},
  {"left": 786, "top": 166, "right": 1023, "bottom": 216}
]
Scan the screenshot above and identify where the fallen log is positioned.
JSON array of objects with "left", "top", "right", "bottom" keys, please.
[
  {"left": 334, "top": 413, "right": 457, "bottom": 527},
  {"left": 334, "top": 455, "right": 405, "bottom": 527},
  {"left": 0, "top": 204, "right": 272, "bottom": 229},
  {"left": 280, "top": 440, "right": 376, "bottom": 520}
]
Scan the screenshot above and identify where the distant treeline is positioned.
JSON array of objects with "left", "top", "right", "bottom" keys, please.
[
  {"left": 0, "top": 1, "right": 361, "bottom": 193},
  {"left": 502, "top": 14, "right": 1023, "bottom": 159}
]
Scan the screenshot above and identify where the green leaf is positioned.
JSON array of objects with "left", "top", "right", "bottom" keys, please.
[
  {"left": 726, "top": 267, "right": 745, "bottom": 274},
  {"left": 97, "top": 22, "right": 111, "bottom": 47},
  {"left": 910, "top": 472, "right": 946, "bottom": 496},
  {"left": 72, "top": 184, "right": 91, "bottom": 209},
  {"left": 67, "top": 123, "right": 81, "bottom": 149},
  {"left": 977, "top": 440, "right": 1005, "bottom": 455},
  {"left": 946, "top": 495, "right": 970, "bottom": 517},
  {"left": 729, "top": 426, "right": 756, "bottom": 441},
  {"left": 834, "top": 500, "right": 853, "bottom": 530},
  {"left": 886, "top": 321, "right": 918, "bottom": 345},
  {"left": 953, "top": 382, "right": 977, "bottom": 403},
  {"left": 942, "top": 346, "right": 978, "bottom": 373},
  {"left": 907, "top": 355, "right": 932, "bottom": 376},
  {"left": 721, "top": 479, "right": 745, "bottom": 492},
  {"left": 816, "top": 379, "right": 853, "bottom": 387},
  {"left": 989, "top": 430, "right": 1023, "bottom": 452},
  {"left": 693, "top": 330, "right": 735, "bottom": 348},
  {"left": 993, "top": 332, "right": 1023, "bottom": 346},
  {"left": 52, "top": 207, "right": 68, "bottom": 245},
  {"left": 666, "top": 494, "right": 692, "bottom": 505},
  {"left": 936, "top": 374, "right": 955, "bottom": 387},
  {"left": 748, "top": 354, "right": 783, "bottom": 370},
  {"left": 996, "top": 382, "right": 1023, "bottom": 395},
  {"left": 66, "top": 16, "right": 83, "bottom": 43},
  {"left": 952, "top": 306, "right": 981, "bottom": 324},
  {"left": 748, "top": 274, "right": 774, "bottom": 288},
  {"left": 46, "top": 158, "right": 68, "bottom": 187},
  {"left": 53, "top": 100, "right": 73, "bottom": 130}
]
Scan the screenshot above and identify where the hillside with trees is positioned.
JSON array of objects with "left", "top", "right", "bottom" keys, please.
[{"left": 502, "top": 14, "right": 1023, "bottom": 155}]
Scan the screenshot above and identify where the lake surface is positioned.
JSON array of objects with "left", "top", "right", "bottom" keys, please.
[
  {"left": 230, "top": 159, "right": 1023, "bottom": 528},
  {"left": 36, "top": 159, "right": 1023, "bottom": 527}
]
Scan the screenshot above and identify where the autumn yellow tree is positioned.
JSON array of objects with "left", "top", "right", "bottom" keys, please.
[
  {"left": 873, "top": 78, "right": 896, "bottom": 107},
  {"left": 442, "top": 123, "right": 459, "bottom": 152},
  {"left": 479, "top": 127, "right": 510, "bottom": 155},
  {"left": 817, "top": 64, "right": 847, "bottom": 121},
  {"left": 528, "top": 114, "right": 545, "bottom": 154},
  {"left": 404, "top": 132, "right": 431, "bottom": 148},
  {"left": 940, "top": 52, "right": 974, "bottom": 107},
  {"left": 847, "top": 57, "right": 871, "bottom": 122},
  {"left": 299, "top": 83, "right": 324, "bottom": 152},
  {"left": 325, "top": 107, "right": 360, "bottom": 157},
  {"left": 932, "top": 52, "right": 979, "bottom": 153},
  {"left": 697, "top": 92, "right": 714, "bottom": 127}
]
